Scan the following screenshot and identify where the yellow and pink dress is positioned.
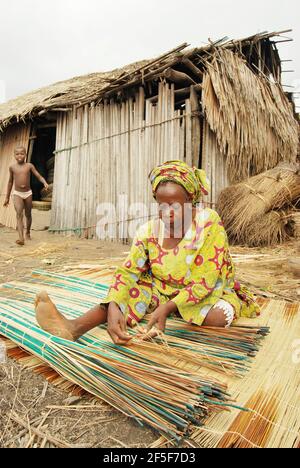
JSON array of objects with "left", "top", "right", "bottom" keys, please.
[{"left": 102, "top": 208, "right": 260, "bottom": 327}]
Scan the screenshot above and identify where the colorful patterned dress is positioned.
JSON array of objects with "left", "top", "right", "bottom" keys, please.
[{"left": 102, "top": 209, "right": 260, "bottom": 327}]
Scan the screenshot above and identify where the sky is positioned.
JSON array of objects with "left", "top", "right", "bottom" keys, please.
[{"left": 0, "top": 0, "right": 299, "bottom": 109}]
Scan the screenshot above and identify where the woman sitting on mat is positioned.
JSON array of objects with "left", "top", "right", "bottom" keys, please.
[{"left": 36, "top": 160, "right": 260, "bottom": 344}]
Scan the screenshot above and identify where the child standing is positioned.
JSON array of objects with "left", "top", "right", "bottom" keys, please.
[{"left": 3, "top": 146, "right": 49, "bottom": 246}]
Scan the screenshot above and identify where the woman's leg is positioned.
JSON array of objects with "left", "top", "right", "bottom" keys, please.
[
  {"left": 35, "top": 291, "right": 107, "bottom": 341},
  {"left": 202, "top": 308, "right": 228, "bottom": 327},
  {"left": 202, "top": 301, "right": 235, "bottom": 328},
  {"left": 70, "top": 305, "right": 108, "bottom": 338}
]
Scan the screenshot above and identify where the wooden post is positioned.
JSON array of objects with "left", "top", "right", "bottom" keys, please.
[
  {"left": 190, "top": 86, "right": 201, "bottom": 168},
  {"left": 182, "top": 58, "right": 204, "bottom": 80},
  {"left": 148, "top": 84, "right": 202, "bottom": 104},
  {"left": 27, "top": 124, "right": 37, "bottom": 163},
  {"left": 185, "top": 97, "right": 192, "bottom": 166},
  {"left": 163, "top": 68, "right": 196, "bottom": 86}
]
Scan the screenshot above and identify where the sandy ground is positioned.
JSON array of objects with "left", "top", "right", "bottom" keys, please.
[
  {"left": 0, "top": 210, "right": 299, "bottom": 448},
  {"left": 0, "top": 210, "right": 129, "bottom": 284}
]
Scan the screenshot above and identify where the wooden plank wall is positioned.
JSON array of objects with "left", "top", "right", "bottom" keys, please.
[
  {"left": 0, "top": 123, "right": 31, "bottom": 229},
  {"left": 51, "top": 83, "right": 196, "bottom": 240}
]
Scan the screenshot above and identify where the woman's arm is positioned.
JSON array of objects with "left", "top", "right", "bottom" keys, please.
[
  {"left": 105, "top": 225, "right": 150, "bottom": 342},
  {"left": 142, "top": 301, "right": 178, "bottom": 339},
  {"left": 105, "top": 224, "right": 150, "bottom": 311},
  {"left": 107, "top": 302, "right": 132, "bottom": 345}
]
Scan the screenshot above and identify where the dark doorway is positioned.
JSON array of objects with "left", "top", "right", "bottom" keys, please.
[{"left": 30, "top": 125, "right": 56, "bottom": 202}]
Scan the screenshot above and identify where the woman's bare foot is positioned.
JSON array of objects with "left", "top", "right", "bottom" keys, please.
[
  {"left": 35, "top": 291, "right": 78, "bottom": 341},
  {"left": 16, "top": 240, "right": 25, "bottom": 246},
  {"left": 25, "top": 232, "right": 32, "bottom": 240}
]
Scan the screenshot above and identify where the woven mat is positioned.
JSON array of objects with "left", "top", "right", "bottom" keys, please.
[{"left": 0, "top": 267, "right": 299, "bottom": 447}]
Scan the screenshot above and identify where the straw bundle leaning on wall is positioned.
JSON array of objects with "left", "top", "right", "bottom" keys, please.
[
  {"left": 242, "top": 211, "right": 290, "bottom": 247},
  {"left": 217, "top": 163, "right": 300, "bottom": 246},
  {"left": 286, "top": 211, "right": 300, "bottom": 238}
]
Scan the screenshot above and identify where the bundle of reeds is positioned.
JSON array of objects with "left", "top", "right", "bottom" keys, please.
[
  {"left": 1, "top": 270, "right": 268, "bottom": 377},
  {"left": 0, "top": 270, "right": 270, "bottom": 441},
  {"left": 238, "top": 211, "right": 290, "bottom": 247},
  {"left": 0, "top": 298, "right": 238, "bottom": 442},
  {"left": 217, "top": 163, "right": 300, "bottom": 246}
]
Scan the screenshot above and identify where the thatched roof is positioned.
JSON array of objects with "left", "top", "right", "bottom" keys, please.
[
  {"left": 0, "top": 59, "right": 152, "bottom": 131},
  {"left": 0, "top": 30, "right": 292, "bottom": 130},
  {"left": 202, "top": 48, "right": 299, "bottom": 181}
]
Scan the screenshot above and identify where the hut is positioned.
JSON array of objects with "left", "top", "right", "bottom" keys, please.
[{"left": 0, "top": 30, "right": 298, "bottom": 240}]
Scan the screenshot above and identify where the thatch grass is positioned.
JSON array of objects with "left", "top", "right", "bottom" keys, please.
[
  {"left": 0, "top": 60, "right": 151, "bottom": 130},
  {"left": 242, "top": 211, "right": 290, "bottom": 247},
  {"left": 202, "top": 50, "right": 299, "bottom": 182},
  {"left": 217, "top": 163, "right": 300, "bottom": 246},
  {"left": 286, "top": 210, "right": 300, "bottom": 238}
]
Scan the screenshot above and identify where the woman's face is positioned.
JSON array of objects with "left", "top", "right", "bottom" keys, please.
[{"left": 155, "top": 182, "right": 193, "bottom": 235}]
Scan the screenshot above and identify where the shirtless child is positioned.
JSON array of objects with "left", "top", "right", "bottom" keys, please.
[{"left": 3, "top": 146, "right": 49, "bottom": 246}]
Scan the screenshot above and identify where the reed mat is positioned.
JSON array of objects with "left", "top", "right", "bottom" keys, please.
[{"left": 0, "top": 268, "right": 298, "bottom": 447}]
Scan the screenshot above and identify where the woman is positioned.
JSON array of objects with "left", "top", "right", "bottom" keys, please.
[{"left": 36, "top": 161, "right": 260, "bottom": 344}]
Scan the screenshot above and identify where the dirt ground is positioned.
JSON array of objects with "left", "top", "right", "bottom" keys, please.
[
  {"left": 0, "top": 210, "right": 299, "bottom": 448},
  {"left": 0, "top": 210, "right": 129, "bottom": 284}
]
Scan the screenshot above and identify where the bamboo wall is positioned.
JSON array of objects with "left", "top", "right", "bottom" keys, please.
[
  {"left": 0, "top": 123, "right": 31, "bottom": 229},
  {"left": 202, "top": 121, "right": 229, "bottom": 208},
  {"left": 0, "top": 86, "right": 228, "bottom": 237},
  {"left": 51, "top": 83, "right": 206, "bottom": 240}
]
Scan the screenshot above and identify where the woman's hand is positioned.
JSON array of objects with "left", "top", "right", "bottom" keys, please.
[
  {"left": 3, "top": 198, "right": 9, "bottom": 208},
  {"left": 140, "top": 302, "right": 178, "bottom": 341},
  {"left": 107, "top": 302, "right": 132, "bottom": 345}
]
